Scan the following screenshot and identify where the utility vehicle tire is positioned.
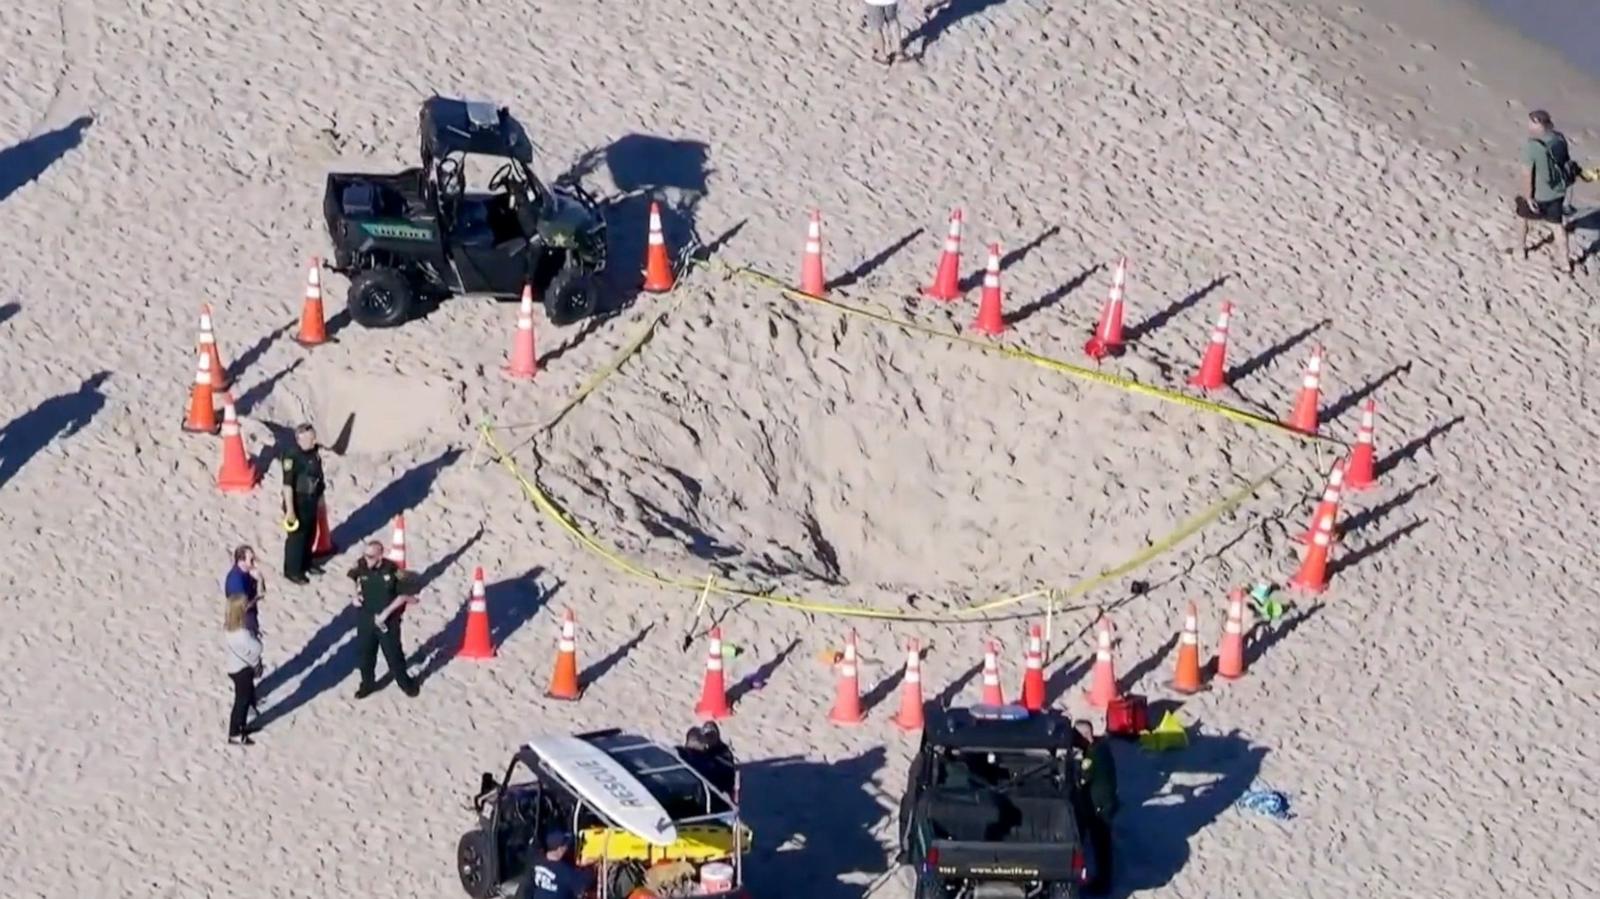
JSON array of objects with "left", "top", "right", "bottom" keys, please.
[
  {"left": 542, "top": 262, "right": 599, "bottom": 326},
  {"left": 456, "top": 830, "right": 498, "bottom": 899},
  {"left": 348, "top": 267, "right": 415, "bottom": 328}
]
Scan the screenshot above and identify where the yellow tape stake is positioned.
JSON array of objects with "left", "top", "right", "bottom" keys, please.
[
  {"left": 480, "top": 425, "right": 1287, "bottom": 624},
  {"left": 707, "top": 258, "right": 1341, "bottom": 449}
]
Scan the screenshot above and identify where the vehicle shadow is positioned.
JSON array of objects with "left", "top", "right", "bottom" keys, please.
[
  {"left": 0, "top": 115, "right": 93, "bottom": 203},
  {"left": 1108, "top": 727, "right": 1268, "bottom": 895},
  {"left": 560, "top": 133, "right": 711, "bottom": 315},
  {"left": 0, "top": 370, "right": 111, "bottom": 490},
  {"left": 742, "top": 748, "right": 893, "bottom": 899}
]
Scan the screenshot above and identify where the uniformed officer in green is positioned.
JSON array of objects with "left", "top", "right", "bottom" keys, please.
[
  {"left": 1072, "top": 719, "right": 1119, "bottom": 895},
  {"left": 280, "top": 423, "right": 327, "bottom": 585},
  {"left": 347, "top": 540, "right": 420, "bottom": 698}
]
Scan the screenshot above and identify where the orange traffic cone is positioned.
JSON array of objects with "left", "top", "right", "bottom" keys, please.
[
  {"left": 922, "top": 208, "right": 964, "bottom": 302},
  {"left": 215, "top": 403, "right": 258, "bottom": 493},
  {"left": 1085, "top": 257, "right": 1128, "bottom": 360},
  {"left": 892, "top": 639, "right": 926, "bottom": 731},
  {"left": 1284, "top": 345, "right": 1325, "bottom": 433},
  {"left": 311, "top": 499, "right": 335, "bottom": 557},
  {"left": 1216, "top": 589, "right": 1249, "bottom": 679},
  {"left": 1345, "top": 399, "right": 1379, "bottom": 491},
  {"left": 642, "top": 201, "right": 676, "bottom": 293},
  {"left": 386, "top": 515, "right": 407, "bottom": 570},
  {"left": 827, "top": 630, "right": 865, "bottom": 725},
  {"left": 460, "top": 567, "right": 496, "bottom": 661},
  {"left": 182, "top": 348, "right": 219, "bottom": 434},
  {"left": 295, "top": 258, "right": 329, "bottom": 347},
  {"left": 799, "top": 210, "right": 826, "bottom": 296},
  {"left": 1084, "top": 617, "right": 1119, "bottom": 708},
  {"left": 1171, "top": 602, "right": 1203, "bottom": 693},
  {"left": 972, "top": 242, "right": 1007, "bottom": 337},
  {"left": 694, "top": 627, "right": 733, "bottom": 719},
  {"left": 198, "top": 304, "right": 230, "bottom": 393},
  {"left": 547, "top": 609, "right": 582, "bottom": 699},
  {"left": 504, "top": 284, "right": 539, "bottom": 380},
  {"left": 1187, "top": 300, "right": 1232, "bottom": 391},
  {"left": 1019, "top": 624, "right": 1046, "bottom": 712},
  {"left": 1289, "top": 511, "right": 1336, "bottom": 594},
  {"left": 1299, "top": 459, "right": 1347, "bottom": 544},
  {"left": 980, "top": 640, "right": 1006, "bottom": 706}
]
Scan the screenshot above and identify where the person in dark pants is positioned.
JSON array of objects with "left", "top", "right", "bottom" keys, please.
[
  {"left": 1514, "top": 109, "right": 1583, "bottom": 274},
  {"left": 516, "top": 830, "right": 592, "bottom": 899},
  {"left": 224, "top": 593, "right": 263, "bottom": 746},
  {"left": 280, "top": 423, "right": 327, "bottom": 585},
  {"left": 1072, "top": 720, "right": 1119, "bottom": 895},
  {"left": 224, "top": 545, "right": 266, "bottom": 714},
  {"left": 348, "top": 540, "right": 419, "bottom": 698}
]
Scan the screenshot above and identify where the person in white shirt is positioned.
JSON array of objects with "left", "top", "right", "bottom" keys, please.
[
  {"left": 224, "top": 593, "right": 264, "bottom": 746},
  {"left": 864, "top": 0, "right": 906, "bottom": 64}
]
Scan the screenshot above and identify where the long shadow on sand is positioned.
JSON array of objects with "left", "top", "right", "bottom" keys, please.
[
  {"left": 0, "top": 302, "right": 18, "bottom": 326},
  {"left": 1109, "top": 727, "right": 1267, "bottom": 895},
  {"left": 0, "top": 371, "right": 110, "bottom": 490},
  {"left": 329, "top": 446, "right": 465, "bottom": 551},
  {"left": 742, "top": 749, "right": 892, "bottom": 899},
  {"left": 410, "top": 566, "right": 560, "bottom": 683},
  {"left": 902, "top": 0, "right": 1014, "bottom": 59},
  {"left": 0, "top": 116, "right": 93, "bottom": 203},
  {"left": 1125, "top": 275, "right": 1229, "bottom": 343}
]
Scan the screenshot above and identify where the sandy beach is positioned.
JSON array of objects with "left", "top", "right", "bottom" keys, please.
[{"left": 3, "top": 0, "right": 1599, "bottom": 897}]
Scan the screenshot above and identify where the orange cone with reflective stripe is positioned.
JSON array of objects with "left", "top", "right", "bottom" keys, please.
[
  {"left": 980, "top": 640, "right": 1006, "bottom": 706},
  {"left": 216, "top": 403, "right": 258, "bottom": 492},
  {"left": 1216, "top": 589, "right": 1249, "bottom": 679},
  {"left": 547, "top": 609, "right": 582, "bottom": 699},
  {"left": 311, "top": 500, "right": 335, "bottom": 557},
  {"left": 1187, "top": 301, "right": 1232, "bottom": 391},
  {"left": 1299, "top": 459, "right": 1347, "bottom": 545},
  {"left": 972, "top": 242, "right": 1007, "bottom": 337},
  {"left": 1345, "top": 399, "right": 1379, "bottom": 491},
  {"left": 1171, "top": 602, "right": 1203, "bottom": 693},
  {"left": 922, "top": 208, "right": 964, "bottom": 302},
  {"left": 386, "top": 515, "right": 407, "bottom": 570},
  {"left": 1019, "top": 624, "right": 1046, "bottom": 712},
  {"left": 799, "top": 210, "right": 826, "bottom": 296},
  {"left": 460, "top": 567, "right": 496, "bottom": 661},
  {"left": 1085, "top": 257, "right": 1128, "bottom": 360},
  {"left": 827, "top": 630, "right": 865, "bottom": 725},
  {"left": 1284, "top": 345, "right": 1324, "bottom": 433},
  {"left": 182, "top": 348, "right": 219, "bottom": 434},
  {"left": 892, "top": 639, "right": 926, "bottom": 731},
  {"left": 694, "top": 627, "right": 733, "bottom": 719},
  {"left": 1084, "top": 617, "right": 1119, "bottom": 708},
  {"left": 1289, "top": 511, "right": 1335, "bottom": 594},
  {"left": 198, "top": 304, "right": 230, "bottom": 392},
  {"left": 642, "top": 201, "right": 676, "bottom": 293},
  {"left": 504, "top": 285, "right": 539, "bottom": 380},
  {"left": 295, "top": 258, "right": 328, "bottom": 347}
]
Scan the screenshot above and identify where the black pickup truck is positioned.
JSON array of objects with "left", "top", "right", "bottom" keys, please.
[{"left": 897, "top": 706, "right": 1087, "bottom": 899}]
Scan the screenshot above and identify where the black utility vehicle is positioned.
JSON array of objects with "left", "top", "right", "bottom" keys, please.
[
  {"left": 898, "top": 705, "right": 1087, "bottom": 899},
  {"left": 323, "top": 96, "right": 607, "bottom": 328}
]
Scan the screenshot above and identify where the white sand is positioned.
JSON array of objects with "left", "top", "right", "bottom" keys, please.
[{"left": 3, "top": 0, "right": 1599, "bottom": 897}]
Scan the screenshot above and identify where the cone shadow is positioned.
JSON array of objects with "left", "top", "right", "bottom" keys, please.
[
  {"left": 1376, "top": 416, "right": 1464, "bottom": 477},
  {"left": 727, "top": 637, "right": 800, "bottom": 705},
  {"left": 1125, "top": 275, "right": 1228, "bottom": 343},
  {"left": 1323, "top": 361, "right": 1412, "bottom": 423},
  {"left": 580, "top": 622, "right": 655, "bottom": 690},
  {"left": 829, "top": 227, "right": 924, "bottom": 291},
  {"left": 1004, "top": 263, "right": 1102, "bottom": 327},
  {"left": 1224, "top": 318, "right": 1329, "bottom": 384},
  {"left": 1242, "top": 602, "right": 1323, "bottom": 669}
]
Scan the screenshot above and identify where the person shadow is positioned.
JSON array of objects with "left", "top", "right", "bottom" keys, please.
[
  {"left": 741, "top": 748, "right": 892, "bottom": 899},
  {"left": 409, "top": 566, "right": 562, "bottom": 684},
  {"left": 1106, "top": 726, "right": 1268, "bottom": 895},
  {"left": 0, "top": 370, "right": 111, "bottom": 489},
  {"left": 0, "top": 115, "right": 94, "bottom": 203}
]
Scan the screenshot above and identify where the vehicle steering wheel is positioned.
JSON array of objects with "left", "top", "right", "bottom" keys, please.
[{"left": 487, "top": 163, "right": 518, "bottom": 194}]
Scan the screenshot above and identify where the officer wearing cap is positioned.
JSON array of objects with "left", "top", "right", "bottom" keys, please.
[
  {"left": 517, "top": 830, "right": 592, "bottom": 899},
  {"left": 280, "top": 423, "right": 327, "bottom": 585}
]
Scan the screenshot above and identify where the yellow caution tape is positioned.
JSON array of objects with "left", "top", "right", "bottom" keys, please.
[
  {"left": 480, "top": 425, "right": 1286, "bottom": 623},
  {"left": 709, "top": 259, "right": 1343, "bottom": 449}
]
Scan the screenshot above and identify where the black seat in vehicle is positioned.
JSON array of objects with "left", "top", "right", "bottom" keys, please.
[{"left": 929, "top": 789, "right": 1003, "bottom": 842}]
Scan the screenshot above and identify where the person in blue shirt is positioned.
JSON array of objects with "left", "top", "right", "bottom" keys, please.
[
  {"left": 517, "top": 831, "right": 592, "bottom": 899},
  {"left": 224, "top": 545, "right": 264, "bottom": 639}
]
